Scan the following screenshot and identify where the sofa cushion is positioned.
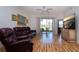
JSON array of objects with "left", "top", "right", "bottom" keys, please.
[{"left": 0, "top": 28, "right": 17, "bottom": 45}]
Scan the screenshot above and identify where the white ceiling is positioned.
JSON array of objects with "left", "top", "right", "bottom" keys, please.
[{"left": 19, "top": 6, "right": 72, "bottom": 19}]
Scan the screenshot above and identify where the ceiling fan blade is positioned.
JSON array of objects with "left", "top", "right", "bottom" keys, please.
[
  {"left": 42, "top": 6, "right": 46, "bottom": 9},
  {"left": 36, "top": 9, "right": 42, "bottom": 11},
  {"left": 47, "top": 8, "right": 53, "bottom": 11}
]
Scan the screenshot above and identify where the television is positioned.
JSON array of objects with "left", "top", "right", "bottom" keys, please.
[{"left": 64, "top": 16, "right": 75, "bottom": 29}]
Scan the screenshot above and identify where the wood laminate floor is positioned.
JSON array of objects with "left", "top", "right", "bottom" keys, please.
[
  {"left": 0, "top": 32, "right": 79, "bottom": 52},
  {"left": 32, "top": 33, "right": 79, "bottom": 52}
]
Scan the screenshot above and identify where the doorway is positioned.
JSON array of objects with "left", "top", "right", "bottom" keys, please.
[
  {"left": 40, "top": 19, "right": 53, "bottom": 44},
  {"left": 58, "top": 20, "right": 63, "bottom": 44}
]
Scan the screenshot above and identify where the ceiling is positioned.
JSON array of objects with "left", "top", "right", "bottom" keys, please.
[{"left": 19, "top": 6, "right": 72, "bottom": 19}]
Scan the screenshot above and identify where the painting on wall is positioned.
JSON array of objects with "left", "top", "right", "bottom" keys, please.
[
  {"left": 17, "top": 14, "right": 27, "bottom": 25},
  {"left": 12, "top": 14, "right": 17, "bottom": 21}
]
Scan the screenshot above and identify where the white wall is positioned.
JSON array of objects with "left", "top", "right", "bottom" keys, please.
[
  {"left": 0, "top": 6, "right": 28, "bottom": 28},
  {"left": 27, "top": 16, "right": 40, "bottom": 34},
  {"left": 53, "top": 19, "right": 58, "bottom": 35},
  {"left": 73, "top": 7, "right": 79, "bottom": 44},
  {"left": 0, "top": 7, "right": 16, "bottom": 28}
]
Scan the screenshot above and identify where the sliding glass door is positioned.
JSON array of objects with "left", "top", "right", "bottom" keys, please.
[{"left": 40, "top": 19, "right": 53, "bottom": 33}]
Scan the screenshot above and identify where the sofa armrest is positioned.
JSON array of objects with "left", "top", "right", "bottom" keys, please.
[
  {"left": 31, "top": 30, "right": 36, "bottom": 32},
  {"left": 11, "top": 40, "right": 33, "bottom": 46},
  {"left": 16, "top": 35, "right": 31, "bottom": 40}
]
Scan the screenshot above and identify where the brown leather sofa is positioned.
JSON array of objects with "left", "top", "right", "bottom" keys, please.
[
  {"left": 0, "top": 28, "right": 33, "bottom": 52},
  {"left": 13, "top": 27, "right": 31, "bottom": 41},
  {"left": 13, "top": 27, "right": 36, "bottom": 40}
]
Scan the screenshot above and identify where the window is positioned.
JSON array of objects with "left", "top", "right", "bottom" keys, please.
[{"left": 58, "top": 20, "right": 63, "bottom": 28}]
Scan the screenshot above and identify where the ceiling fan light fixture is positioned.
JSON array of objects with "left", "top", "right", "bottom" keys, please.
[{"left": 36, "top": 6, "right": 53, "bottom": 14}]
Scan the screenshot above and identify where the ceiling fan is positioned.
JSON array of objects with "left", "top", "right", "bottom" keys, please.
[{"left": 36, "top": 6, "right": 53, "bottom": 14}]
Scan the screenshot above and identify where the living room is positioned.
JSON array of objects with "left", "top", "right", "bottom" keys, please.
[{"left": 0, "top": 6, "right": 79, "bottom": 52}]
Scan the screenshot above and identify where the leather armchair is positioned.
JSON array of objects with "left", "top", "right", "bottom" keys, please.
[{"left": 0, "top": 28, "right": 33, "bottom": 52}]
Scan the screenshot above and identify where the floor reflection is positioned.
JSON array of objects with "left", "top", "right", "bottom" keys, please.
[
  {"left": 40, "top": 32, "right": 62, "bottom": 45},
  {"left": 40, "top": 32, "right": 53, "bottom": 44},
  {"left": 58, "top": 34, "right": 62, "bottom": 44}
]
